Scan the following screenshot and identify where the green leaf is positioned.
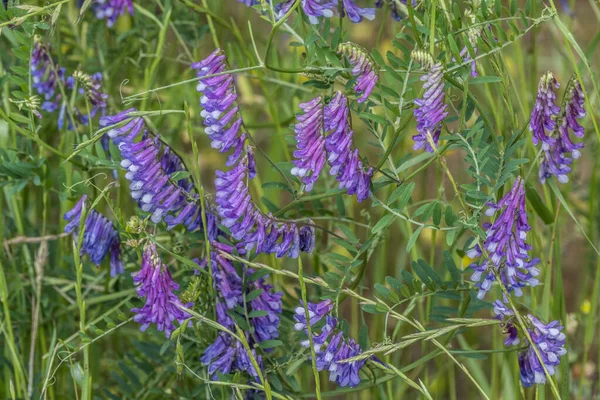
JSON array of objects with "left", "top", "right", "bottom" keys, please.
[
  {"left": 372, "top": 214, "right": 394, "bottom": 234},
  {"left": 525, "top": 183, "right": 554, "bottom": 225},
  {"left": 259, "top": 340, "right": 283, "bottom": 349},
  {"left": 549, "top": 180, "right": 600, "bottom": 256},
  {"left": 406, "top": 226, "right": 423, "bottom": 253},
  {"left": 469, "top": 76, "right": 502, "bottom": 85}
]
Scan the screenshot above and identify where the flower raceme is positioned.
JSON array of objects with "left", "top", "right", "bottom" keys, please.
[
  {"left": 530, "top": 72, "right": 586, "bottom": 183},
  {"left": 199, "top": 242, "right": 282, "bottom": 378},
  {"left": 93, "top": 0, "right": 134, "bottom": 27},
  {"left": 495, "top": 302, "right": 567, "bottom": 387},
  {"left": 191, "top": 49, "right": 247, "bottom": 166},
  {"left": 324, "top": 92, "right": 373, "bottom": 202},
  {"left": 411, "top": 50, "right": 449, "bottom": 153},
  {"left": 31, "top": 39, "right": 108, "bottom": 129},
  {"left": 192, "top": 49, "right": 316, "bottom": 258},
  {"left": 215, "top": 153, "right": 316, "bottom": 258},
  {"left": 131, "top": 243, "right": 192, "bottom": 338},
  {"left": 64, "top": 195, "right": 124, "bottom": 277},
  {"left": 290, "top": 92, "right": 373, "bottom": 201},
  {"left": 468, "top": 177, "right": 540, "bottom": 299},
  {"left": 293, "top": 300, "right": 372, "bottom": 388},
  {"left": 274, "top": 0, "right": 375, "bottom": 24},
  {"left": 290, "top": 97, "right": 327, "bottom": 191},
  {"left": 338, "top": 42, "right": 379, "bottom": 103},
  {"left": 99, "top": 109, "right": 221, "bottom": 239}
]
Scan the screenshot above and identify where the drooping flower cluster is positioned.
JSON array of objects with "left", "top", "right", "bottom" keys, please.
[
  {"left": 31, "top": 39, "right": 108, "bottom": 129},
  {"left": 31, "top": 40, "right": 64, "bottom": 112},
  {"left": 340, "top": 0, "right": 376, "bottom": 23},
  {"left": 530, "top": 72, "right": 586, "bottom": 184},
  {"left": 457, "top": 10, "right": 480, "bottom": 78},
  {"left": 191, "top": 50, "right": 247, "bottom": 166},
  {"left": 291, "top": 97, "right": 326, "bottom": 191},
  {"left": 199, "top": 242, "right": 282, "bottom": 378},
  {"left": 468, "top": 177, "right": 540, "bottom": 299},
  {"left": 324, "top": 92, "right": 373, "bottom": 202},
  {"left": 374, "top": 0, "right": 413, "bottom": 21},
  {"left": 411, "top": 50, "right": 449, "bottom": 152},
  {"left": 273, "top": 0, "right": 374, "bottom": 24},
  {"left": 99, "top": 109, "right": 220, "bottom": 239},
  {"left": 131, "top": 243, "right": 192, "bottom": 338},
  {"left": 518, "top": 316, "right": 567, "bottom": 387},
  {"left": 294, "top": 300, "right": 371, "bottom": 388},
  {"left": 215, "top": 153, "right": 316, "bottom": 258},
  {"left": 289, "top": 92, "right": 372, "bottom": 200},
  {"left": 93, "top": 0, "right": 134, "bottom": 27},
  {"left": 192, "top": 49, "right": 316, "bottom": 258},
  {"left": 495, "top": 301, "right": 567, "bottom": 387},
  {"left": 338, "top": 42, "right": 378, "bottom": 103},
  {"left": 64, "top": 195, "right": 124, "bottom": 277}
]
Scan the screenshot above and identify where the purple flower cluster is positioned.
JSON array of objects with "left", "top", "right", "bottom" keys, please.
[
  {"left": 291, "top": 97, "right": 326, "bottom": 191},
  {"left": 495, "top": 302, "right": 567, "bottom": 387},
  {"left": 412, "top": 51, "right": 448, "bottom": 152},
  {"left": 215, "top": 153, "right": 316, "bottom": 258},
  {"left": 191, "top": 50, "right": 247, "bottom": 166},
  {"left": 192, "top": 49, "right": 316, "bottom": 257},
  {"left": 274, "top": 0, "right": 374, "bottom": 24},
  {"left": 324, "top": 92, "right": 373, "bottom": 202},
  {"left": 131, "top": 243, "right": 192, "bottom": 338},
  {"left": 338, "top": 43, "right": 378, "bottom": 103},
  {"left": 293, "top": 300, "right": 371, "bottom": 388},
  {"left": 31, "top": 41, "right": 63, "bottom": 112},
  {"left": 31, "top": 40, "right": 108, "bottom": 129},
  {"left": 93, "top": 0, "right": 134, "bottom": 27},
  {"left": 199, "top": 242, "right": 282, "bottom": 378},
  {"left": 530, "top": 73, "right": 586, "bottom": 183},
  {"left": 518, "top": 316, "right": 567, "bottom": 387},
  {"left": 340, "top": 0, "right": 376, "bottom": 23},
  {"left": 468, "top": 177, "right": 540, "bottom": 299},
  {"left": 64, "top": 195, "right": 124, "bottom": 277},
  {"left": 99, "top": 109, "right": 220, "bottom": 238}
]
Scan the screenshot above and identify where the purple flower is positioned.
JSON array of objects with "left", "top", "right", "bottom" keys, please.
[
  {"left": 300, "top": 0, "right": 336, "bottom": 24},
  {"left": 293, "top": 300, "right": 371, "bottom": 387},
  {"left": 493, "top": 300, "right": 520, "bottom": 346},
  {"left": 339, "top": 0, "right": 376, "bottom": 22},
  {"left": 338, "top": 43, "right": 378, "bottom": 103},
  {"left": 291, "top": 96, "right": 326, "bottom": 191},
  {"left": 324, "top": 92, "right": 373, "bottom": 202},
  {"left": 533, "top": 76, "right": 586, "bottom": 184},
  {"left": 192, "top": 49, "right": 248, "bottom": 166},
  {"left": 131, "top": 243, "right": 192, "bottom": 338},
  {"left": 31, "top": 39, "right": 108, "bottom": 130},
  {"left": 293, "top": 299, "right": 334, "bottom": 331},
  {"left": 530, "top": 72, "right": 561, "bottom": 151},
  {"left": 468, "top": 177, "right": 540, "bottom": 299},
  {"left": 201, "top": 332, "right": 262, "bottom": 378},
  {"left": 93, "top": 0, "right": 134, "bottom": 27},
  {"left": 412, "top": 52, "right": 448, "bottom": 152},
  {"left": 518, "top": 315, "right": 567, "bottom": 387},
  {"left": 215, "top": 152, "right": 315, "bottom": 258},
  {"left": 199, "top": 243, "right": 282, "bottom": 378},
  {"left": 101, "top": 109, "right": 221, "bottom": 238},
  {"left": 64, "top": 195, "right": 123, "bottom": 276},
  {"left": 31, "top": 40, "right": 63, "bottom": 112}
]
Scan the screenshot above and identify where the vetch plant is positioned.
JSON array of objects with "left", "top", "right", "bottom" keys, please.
[{"left": 1, "top": 0, "right": 598, "bottom": 399}]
